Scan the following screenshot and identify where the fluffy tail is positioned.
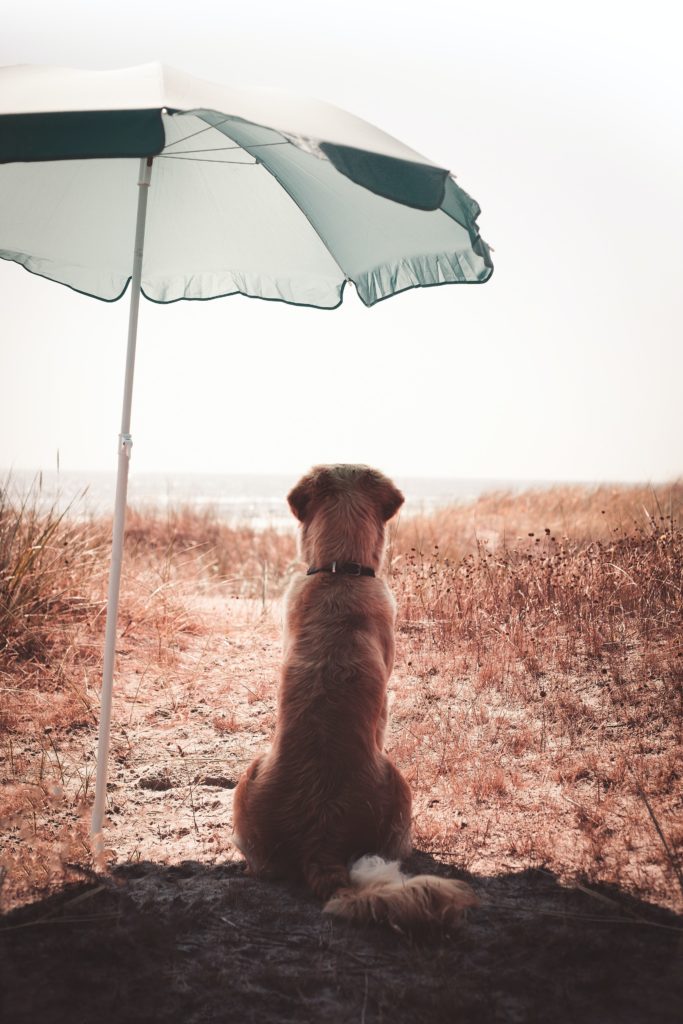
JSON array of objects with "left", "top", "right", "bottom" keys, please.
[{"left": 322, "top": 855, "right": 478, "bottom": 933}]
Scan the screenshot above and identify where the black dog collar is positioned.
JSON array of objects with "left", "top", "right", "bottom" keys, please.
[{"left": 306, "top": 561, "right": 375, "bottom": 578}]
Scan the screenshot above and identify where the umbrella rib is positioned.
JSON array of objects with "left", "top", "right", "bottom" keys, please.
[
  {"left": 163, "top": 141, "right": 290, "bottom": 155},
  {"left": 162, "top": 114, "right": 237, "bottom": 148},
  {"left": 158, "top": 154, "right": 258, "bottom": 165},
  {"left": 164, "top": 114, "right": 293, "bottom": 153},
  {"left": 163, "top": 144, "right": 243, "bottom": 154}
]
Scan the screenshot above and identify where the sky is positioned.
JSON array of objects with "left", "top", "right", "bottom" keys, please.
[{"left": 1, "top": 0, "right": 682, "bottom": 485}]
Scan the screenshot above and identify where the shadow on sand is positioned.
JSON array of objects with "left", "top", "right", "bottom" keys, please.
[{"left": 1, "top": 853, "right": 681, "bottom": 1024}]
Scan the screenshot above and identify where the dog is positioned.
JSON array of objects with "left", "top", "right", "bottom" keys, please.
[{"left": 233, "top": 465, "right": 477, "bottom": 931}]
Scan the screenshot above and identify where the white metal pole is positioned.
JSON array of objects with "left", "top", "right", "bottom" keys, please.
[{"left": 91, "top": 157, "right": 153, "bottom": 842}]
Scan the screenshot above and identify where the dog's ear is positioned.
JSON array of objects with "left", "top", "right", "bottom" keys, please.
[
  {"left": 288, "top": 466, "right": 337, "bottom": 521},
  {"left": 288, "top": 467, "right": 329, "bottom": 522},
  {"left": 377, "top": 479, "right": 404, "bottom": 521},
  {"left": 287, "top": 477, "right": 313, "bottom": 522}
]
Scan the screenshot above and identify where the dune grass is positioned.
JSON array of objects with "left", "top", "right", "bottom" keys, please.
[
  {"left": 0, "top": 478, "right": 110, "bottom": 736},
  {"left": 392, "top": 481, "right": 683, "bottom": 677},
  {"left": 386, "top": 483, "right": 683, "bottom": 904}
]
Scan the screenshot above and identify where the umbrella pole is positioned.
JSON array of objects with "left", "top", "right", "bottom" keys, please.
[{"left": 91, "top": 157, "right": 153, "bottom": 843}]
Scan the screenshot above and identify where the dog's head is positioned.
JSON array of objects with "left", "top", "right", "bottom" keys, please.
[{"left": 287, "top": 465, "right": 404, "bottom": 568}]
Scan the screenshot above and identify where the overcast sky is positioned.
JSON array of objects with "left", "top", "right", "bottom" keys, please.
[{"left": 1, "top": 0, "right": 681, "bottom": 484}]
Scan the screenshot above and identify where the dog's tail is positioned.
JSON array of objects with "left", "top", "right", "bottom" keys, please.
[{"left": 322, "top": 855, "right": 478, "bottom": 933}]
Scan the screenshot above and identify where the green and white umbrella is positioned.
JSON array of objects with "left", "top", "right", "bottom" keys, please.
[{"left": 0, "top": 63, "right": 493, "bottom": 839}]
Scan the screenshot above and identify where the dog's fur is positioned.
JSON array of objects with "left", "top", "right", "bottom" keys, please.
[{"left": 233, "top": 465, "right": 477, "bottom": 931}]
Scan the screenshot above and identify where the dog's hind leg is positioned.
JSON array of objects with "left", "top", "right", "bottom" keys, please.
[
  {"left": 376, "top": 761, "right": 413, "bottom": 861},
  {"left": 233, "top": 755, "right": 268, "bottom": 873}
]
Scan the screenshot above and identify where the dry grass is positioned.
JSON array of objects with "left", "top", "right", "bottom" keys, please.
[
  {"left": 1, "top": 479, "right": 682, "bottom": 917},
  {"left": 387, "top": 481, "right": 683, "bottom": 906},
  {"left": 124, "top": 504, "right": 297, "bottom": 602},
  {"left": 0, "top": 479, "right": 110, "bottom": 903},
  {"left": 0, "top": 478, "right": 109, "bottom": 734},
  {"left": 391, "top": 481, "right": 683, "bottom": 679}
]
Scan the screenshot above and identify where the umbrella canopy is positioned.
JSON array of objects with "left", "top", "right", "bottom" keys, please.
[
  {"left": 0, "top": 63, "right": 492, "bottom": 308},
  {"left": 0, "top": 63, "right": 492, "bottom": 841}
]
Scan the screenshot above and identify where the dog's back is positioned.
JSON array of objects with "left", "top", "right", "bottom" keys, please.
[{"left": 234, "top": 574, "right": 412, "bottom": 898}]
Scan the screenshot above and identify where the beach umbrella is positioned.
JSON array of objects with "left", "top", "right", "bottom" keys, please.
[{"left": 0, "top": 63, "right": 493, "bottom": 841}]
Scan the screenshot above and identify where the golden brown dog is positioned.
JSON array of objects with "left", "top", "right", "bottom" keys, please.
[{"left": 233, "top": 465, "right": 476, "bottom": 931}]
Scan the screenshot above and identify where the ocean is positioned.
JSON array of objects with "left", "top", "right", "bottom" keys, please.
[{"left": 2, "top": 469, "right": 556, "bottom": 528}]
